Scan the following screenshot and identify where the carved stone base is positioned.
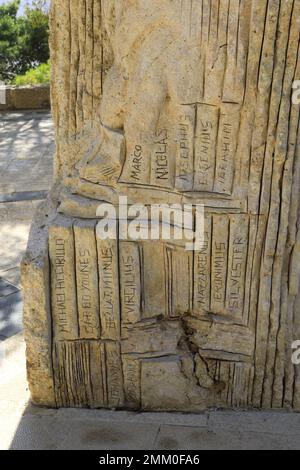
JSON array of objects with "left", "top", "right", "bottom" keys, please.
[
  {"left": 26, "top": 0, "right": 300, "bottom": 412},
  {"left": 22, "top": 201, "right": 300, "bottom": 411}
]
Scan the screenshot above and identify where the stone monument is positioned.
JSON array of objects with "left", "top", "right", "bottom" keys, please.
[{"left": 22, "top": 0, "right": 300, "bottom": 411}]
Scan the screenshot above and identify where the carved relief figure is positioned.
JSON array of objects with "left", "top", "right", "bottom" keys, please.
[{"left": 77, "top": 0, "right": 199, "bottom": 188}]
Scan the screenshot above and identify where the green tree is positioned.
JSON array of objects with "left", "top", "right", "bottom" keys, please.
[
  {"left": 0, "top": 0, "right": 50, "bottom": 83},
  {"left": 20, "top": 1, "right": 50, "bottom": 68},
  {"left": 0, "top": 0, "right": 22, "bottom": 82}
]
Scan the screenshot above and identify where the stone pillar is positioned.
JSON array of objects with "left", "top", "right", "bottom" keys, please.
[{"left": 22, "top": 0, "right": 300, "bottom": 411}]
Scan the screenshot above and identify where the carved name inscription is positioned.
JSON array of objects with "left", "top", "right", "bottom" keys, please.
[
  {"left": 106, "top": 342, "right": 125, "bottom": 407},
  {"left": 151, "top": 103, "right": 175, "bottom": 189},
  {"left": 152, "top": 128, "right": 171, "bottom": 186},
  {"left": 74, "top": 220, "right": 100, "bottom": 339},
  {"left": 211, "top": 215, "right": 229, "bottom": 314},
  {"left": 226, "top": 215, "right": 249, "bottom": 314},
  {"left": 140, "top": 102, "right": 239, "bottom": 195},
  {"left": 175, "top": 105, "right": 195, "bottom": 191},
  {"left": 120, "top": 242, "right": 141, "bottom": 324},
  {"left": 119, "top": 102, "right": 239, "bottom": 197},
  {"left": 122, "top": 143, "right": 149, "bottom": 184},
  {"left": 122, "top": 356, "right": 141, "bottom": 408},
  {"left": 214, "top": 106, "right": 240, "bottom": 194},
  {"left": 194, "top": 215, "right": 212, "bottom": 312},
  {"left": 49, "top": 217, "right": 79, "bottom": 340},
  {"left": 97, "top": 238, "right": 121, "bottom": 340},
  {"left": 194, "top": 213, "right": 250, "bottom": 321},
  {"left": 194, "top": 104, "right": 219, "bottom": 192}
]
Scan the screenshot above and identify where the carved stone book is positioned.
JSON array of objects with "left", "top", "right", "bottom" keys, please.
[{"left": 22, "top": 0, "right": 300, "bottom": 411}]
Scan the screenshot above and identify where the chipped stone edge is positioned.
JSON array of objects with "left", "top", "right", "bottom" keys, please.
[{"left": 21, "top": 199, "right": 58, "bottom": 407}]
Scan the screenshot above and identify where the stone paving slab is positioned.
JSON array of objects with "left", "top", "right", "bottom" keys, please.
[
  {"left": 0, "top": 190, "right": 48, "bottom": 203},
  {"left": 57, "top": 420, "right": 159, "bottom": 451},
  {"left": 54, "top": 408, "right": 209, "bottom": 428},
  {"left": 0, "top": 208, "right": 35, "bottom": 340},
  {"left": 0, "top": 279, "right": 19, "bottom": 297},
  {"left": 0, "top": 200, "right": 42, "bottom": 222},
  {"left": 0, "top": 111, "right": 55, "bottom": 341},
  {"left": 0, "top": 220, "right": 32, "bottom": 274},
  {"left": 0, "top": 292, "right": 23, "bottom": 339},
  {"left": 208, "top": 409, "right": 300, "bottom": 434},
  {"left": 0, "top": 111, "right": 54, "bottom": 195},
  {"left": 0, "top": 267, "right": 21, "bottom": 289},
  {"left": 154, "top": 425, "right": 290, "bottom": 451},
  {"left": 5, "top": 411, "right": 300, "bottom": 450}
]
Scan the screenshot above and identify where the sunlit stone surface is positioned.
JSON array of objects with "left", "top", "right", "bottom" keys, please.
[{"left": 22, "top": 0, "right": 300, "bottom": 411}]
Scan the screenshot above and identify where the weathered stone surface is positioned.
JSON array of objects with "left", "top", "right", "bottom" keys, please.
[
  {"left": 141, "top": 356, "right": 211, "bottom": 411},
  {"left": 21, "top": 202, "right": 55, "bottom": 406},
  {"left": 22, "top": 0, "right": 300, "bottom": 411}
]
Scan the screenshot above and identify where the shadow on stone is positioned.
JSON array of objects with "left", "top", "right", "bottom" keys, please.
[{"left": 0, "top": 291, "right": 23, "bottom": 340}]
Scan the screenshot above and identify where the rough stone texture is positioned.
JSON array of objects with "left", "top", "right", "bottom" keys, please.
[
  {"left": 22, "top": 0, "right": 300, "bottom": 411},
  {"left": 21, "top": 202, "right": 57, "bottom": 406}
]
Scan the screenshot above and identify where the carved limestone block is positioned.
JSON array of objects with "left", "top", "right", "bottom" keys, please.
[{"left": 22, "top": 0, "right": 300, "bottom": 411}]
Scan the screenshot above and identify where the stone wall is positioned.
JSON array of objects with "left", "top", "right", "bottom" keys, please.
[{"left": 0, "top": 85, "right": 50, "bottom": 111}]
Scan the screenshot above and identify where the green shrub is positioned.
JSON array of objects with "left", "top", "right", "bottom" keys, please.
[
  {"left": 0, "top": 1, "right": 50, "bottom": 83},
  {"left": 12, "top": 61, "right": 50, "bottom": 86}
]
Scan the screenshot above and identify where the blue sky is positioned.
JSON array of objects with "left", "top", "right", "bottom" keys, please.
[{"left": 0, "top": 0, "right": 33, "bottom": 14}]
